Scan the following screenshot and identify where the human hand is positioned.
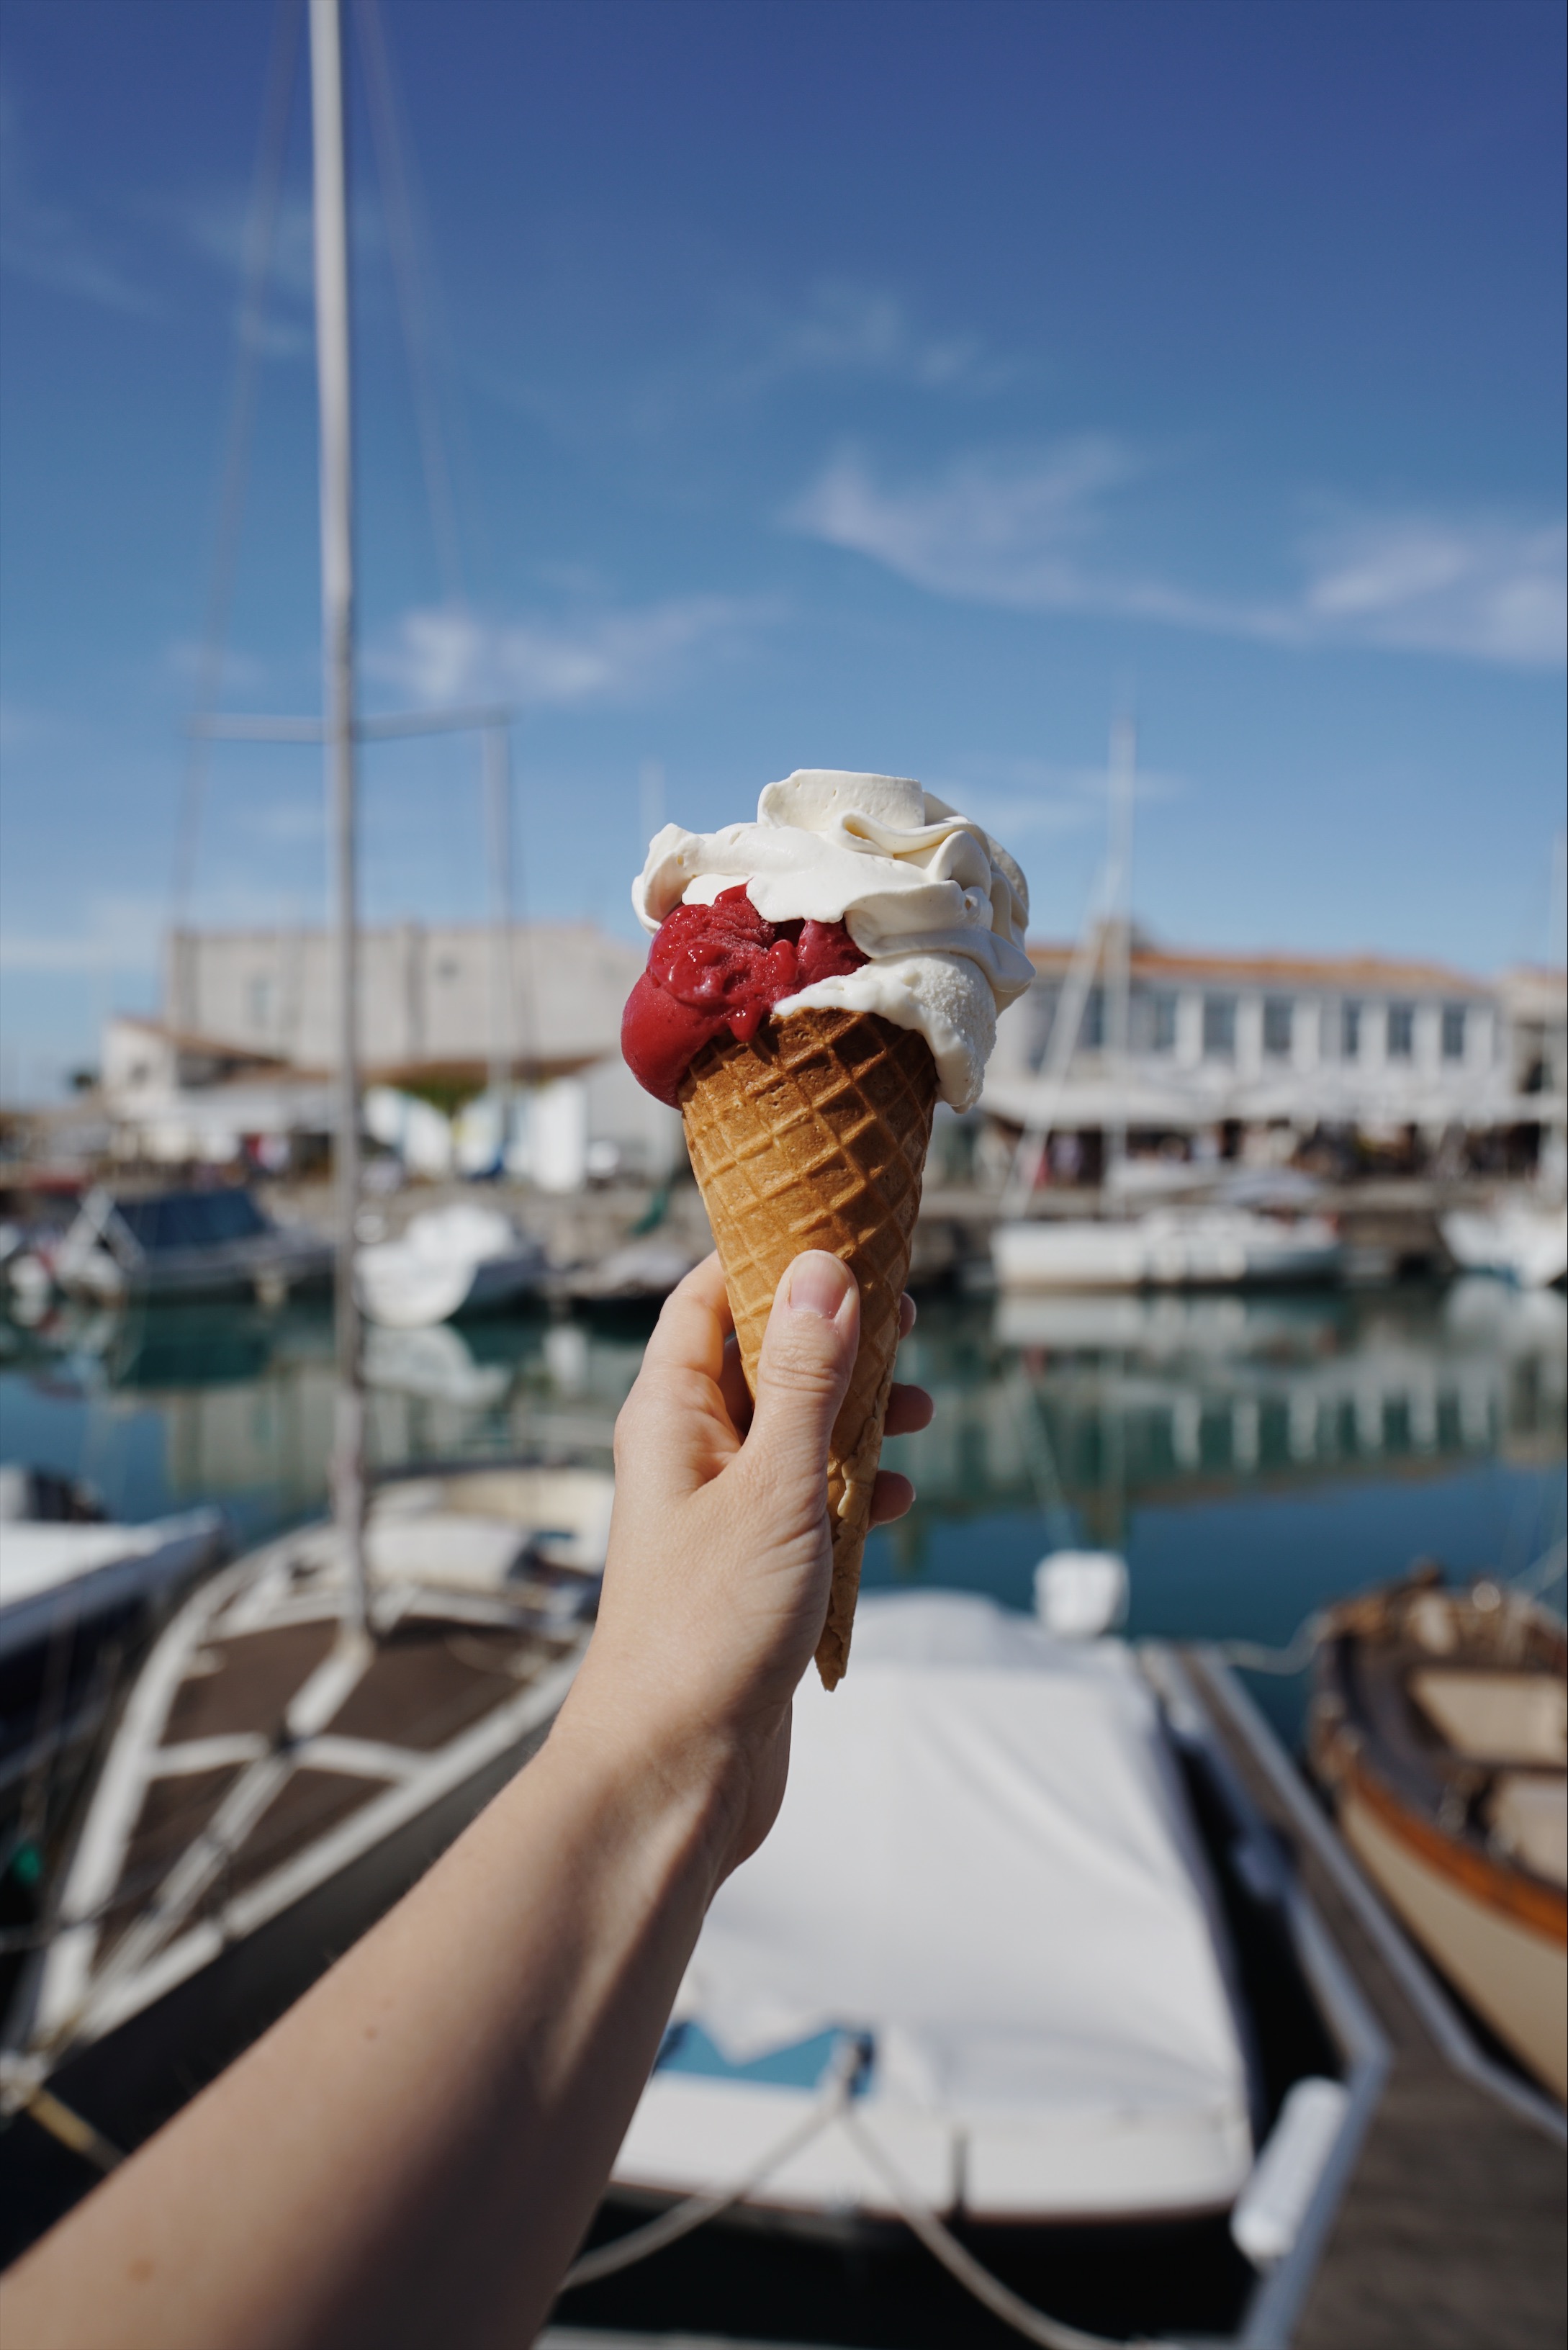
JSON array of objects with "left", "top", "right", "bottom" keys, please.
[{"left": 560, "top": 1251, "right": 932, "bottom": 1881}]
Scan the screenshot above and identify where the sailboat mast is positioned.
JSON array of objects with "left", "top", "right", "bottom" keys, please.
[
  {"left": 1104, "top": 714, "right": 1136, "bottom": 1193},
  {"left": 309, "top": 0, "right": 369, "bottom": 1630},
  {"left": 484, "top": 724, "right": 516, "bottom": 1135}
]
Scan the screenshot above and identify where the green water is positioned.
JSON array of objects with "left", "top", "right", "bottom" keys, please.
[{"left": 2, "top": 1276, "right": 1562, "bottom": 1740}]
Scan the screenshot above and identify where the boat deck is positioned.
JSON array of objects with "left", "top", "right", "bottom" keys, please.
[{"left": 1184, "top": 1650, "right": 1567, "bottom": 2350}]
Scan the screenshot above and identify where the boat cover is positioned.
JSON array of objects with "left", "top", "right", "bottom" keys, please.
[
  {"left": 0, "top": 1514, "right": 223, "bottom": 1662},
  {"left": 614, "top": 1592, "right": 1253, "bottom": 2222}
]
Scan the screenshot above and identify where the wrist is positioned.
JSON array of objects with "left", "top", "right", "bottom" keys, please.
[{"left": 545, "top": 1655, "right": 761, "bottom": 1896}]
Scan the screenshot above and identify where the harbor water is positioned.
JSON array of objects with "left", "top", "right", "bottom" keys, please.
[
  {"left": 1, "top": 1270, "right": 1564, "bottom": 2341},
  {"left": 4, "top": 1272, "right": 1563, "bottom": 1755}
]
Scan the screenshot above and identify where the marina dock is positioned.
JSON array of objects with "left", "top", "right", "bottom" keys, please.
[
  {"left": 532, "top": 1650, "right": 1564, "bottom": 2350},
  {"left": 2, "top": 5, "right": 1562, "bottom": 2346},
  {"left": 1187, "top": 1653, "right": 1566, "bottom": 2350},
  {"left": 241, "top": 1169, "right": 1520, "bottom": 1295}
]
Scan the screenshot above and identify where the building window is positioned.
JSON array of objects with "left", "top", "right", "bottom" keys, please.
[
  {"left": 1150, "top": 990, "right": 1177, "bottom": 1053},
  {"left": 1441, "top": 1004, "right": 1466, "bottom": 1061},
  {"left": 1027, "top": 982, "right": 1060, "bottom": 1071},
  {"left": 1202, "top": 995, "right": 1236, "bottom": 1060},
  {"left": 1341, "top": 1000, "right": 1361, "bottom": 1061},
  {"left": 247, "top": 976, "right": 273, "bottom": 1032},
  {"left": 1387, "top": 1003, "right": 1415, "bottom": 1061},
  {"left": 1080, "top": 986, "right": 1105, "bottom": 1052},
  {"left": 1263, "top": 996, "right": 1294, "bottom": 1058}
]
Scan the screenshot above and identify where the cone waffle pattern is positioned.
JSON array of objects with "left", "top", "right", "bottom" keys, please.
[{"left": 680, "top": 1007, "right": 937, "bottom": 1688}]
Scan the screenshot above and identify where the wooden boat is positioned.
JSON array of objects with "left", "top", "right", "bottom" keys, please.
[
  {"left": 53, "top": 1187, "right": 334, "bottom": 1308},
  {"left": 1310, "top": 1567, "right": 1567, "bottom": 2102},
  {"left": 0, "top": 1459, "right": 608, "bottom": 2231},
  {"left": 993, "top": 1206, "right": 1343, "bottom": 1294}
]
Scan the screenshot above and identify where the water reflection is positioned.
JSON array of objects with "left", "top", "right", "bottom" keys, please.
[
  {"left": 886, "top": 1280, "right": 1567, "bottom": 1541},
  {"left": 0, "top": 1298, "right": 645, "bottom": 1539},
  {"left": 867, "top": 1280, "right": 1564, "bottom": 1740},
  {"left": 1, "top": 1282, "right": 1562, "bottom": 1661}
]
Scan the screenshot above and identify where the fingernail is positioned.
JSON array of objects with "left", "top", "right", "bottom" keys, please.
[{"left": 784, "top": 1251, "right": 853, "bottom": 1320}]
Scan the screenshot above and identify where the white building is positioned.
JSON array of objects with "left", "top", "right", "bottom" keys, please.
[
  {"left": 100, "top": 919, "right": 1567, "bottom": 1187},
  {"left": 102, "top": 921, "right": 680, "bottom": 1187},
  {"left": 985, "top": 934, "right": 1565, "bottom": 1173}
]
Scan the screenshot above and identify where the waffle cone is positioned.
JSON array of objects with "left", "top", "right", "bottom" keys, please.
[{"left": 679, "top": 1007, "right": 937, "bottom": 1688}]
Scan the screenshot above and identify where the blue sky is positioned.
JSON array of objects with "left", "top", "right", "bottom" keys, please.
[{"left": 1, "top": 0, "right": 1564, "bottom": 1092}]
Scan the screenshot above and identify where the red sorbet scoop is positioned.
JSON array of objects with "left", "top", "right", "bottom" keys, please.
[{"left": 622, "top": 885, "right": 867, "bottom": 1105}]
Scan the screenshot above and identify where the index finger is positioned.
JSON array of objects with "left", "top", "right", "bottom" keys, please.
[{"left": 638, "top": 1251, "right": 734, "bottom": 1388}]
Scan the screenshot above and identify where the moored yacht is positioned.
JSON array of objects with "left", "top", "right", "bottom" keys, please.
[
  {"left": 53, "top": 1187, "right": 333, "bottom": 1309},
  {"left": 561, "top": 1590, "right": 1375, "bottom": 2347},
  {"left": 355, "top": 1202, "right": 548, "bottom": 1329},
  {"left": 0, "top": 1481, "right": 226, "bottom": 1807},
  {"left": 993, "top": 1205, "right": 1344, "bottom": 1293}
]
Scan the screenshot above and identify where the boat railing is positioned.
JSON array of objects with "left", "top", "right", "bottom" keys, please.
[{"left": 1188, "top": 1649, "right": 1567, "bottom": 2153}]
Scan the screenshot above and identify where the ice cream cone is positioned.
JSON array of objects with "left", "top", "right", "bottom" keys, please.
[{"left": 679, "top": 1005, "right": 937, "bottom": 1688}]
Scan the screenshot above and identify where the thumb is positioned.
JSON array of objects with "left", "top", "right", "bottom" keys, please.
[{"left": 744, "top": 1251, "right": 860, "bottom": 1510}]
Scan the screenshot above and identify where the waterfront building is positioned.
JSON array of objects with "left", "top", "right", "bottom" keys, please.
[
  {"left": 92, "top": 919, "right": 1565, "bottom": 1187},
  {"left": 100, "top": 920, "right": 680, "bottom": 1185},
  {"left": 984, "top": 931, "right": 1566, "bottom": 1176}
]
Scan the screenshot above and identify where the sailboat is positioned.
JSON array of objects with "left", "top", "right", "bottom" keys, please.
[
  {"left": 991, "top": 721, "right": 1343, "bottom": 1294},
  {"left": 0, "top": 1473, "right": 226, "bottom": 1833},
  {"left": 0, "top": 0, "right": 607, "bottom": 2229}
]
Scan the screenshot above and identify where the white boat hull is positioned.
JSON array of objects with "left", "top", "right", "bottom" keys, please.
[
  {"left": 356, "top": 1203, "right": 546, "bottom": 1328},
  {"left": 1441, "top": 1203, "right": 1568, "bottom": 1291},
  {"left": 994, "top": 1209, "right": 1343, "bottom": 1292},
  {"left": 612, "top": 1595, "right": 1256, "bottom": 2227},
  {"left": 357, "top": 1245, "right": 544, "bottom": 1328}
]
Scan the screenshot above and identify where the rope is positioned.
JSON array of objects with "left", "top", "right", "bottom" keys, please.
[
  {"left": 15, "top": 2086, "right": 125, "bottom": 2175},
  {"left": 1220, "top": 1542, "right": 1567, "bottom": 1680},
  {"left": 559, "top": 2041, "right": 1162, "bottom": 2350},
  {"left": 838, "top": 2107, "right": 1161, "bottom": 2350},
  {"left": 560, "top": 2038, "right": 868, "bottom": 2292},
  {"left": 1514, "top": 1536, "right": 1567, "bottom": 1601},
  {"left": 171, "top": 0, "right": 302, "bottom": 933},
  {"left": 1218, "top": 1611, "right": 1326, "bottom": 1675},
  {"left": 351, "top": 0, "right": 468, "bottom": 612}
]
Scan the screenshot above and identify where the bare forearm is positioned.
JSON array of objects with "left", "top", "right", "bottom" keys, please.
[
  {"left": 0, "top": 1701, "right": 734, "bottom": 2350},
  {"left": 0, "top": 1255, "right": 896, "bottom": 2348}
]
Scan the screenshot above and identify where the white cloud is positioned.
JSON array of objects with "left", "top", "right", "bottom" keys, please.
[
  {"left": 788, "top": 444, "right": 1567, "bottom": 670},
  {"left": 0, "top": 893, "right": 165, "bottom": 976},
  {"left": 168, "top": 189, "right": 320, "bottom": 306},
  {"left": 0, "top": 78, "right": 154, "bottom": 315},
  {"left": 1297, "top": 514, "right": 1567, "bottom": 667},
  {"left": 163, "top": 639, "right": 269, "bottom": 694},
  {"left": 156, "top": 186, "right": 385, "bottom": 356},
  {"left": 748, "top": 282, "right": 1010, "bottom": 394},
  {"left": 788, "top": 440, "right": 1140, "bottom": 610},
  {"left": 935, "top": 755, "right": 1186, "bottom": 847},
  {"left": 369, "top": 594, "right": 772, "bottom": 708},
  {"left": 0, "top": 698, "right": 75, "bottom": 754},
  {"left": 238, "top": 801, "right": 324, "bottom": 845}
]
